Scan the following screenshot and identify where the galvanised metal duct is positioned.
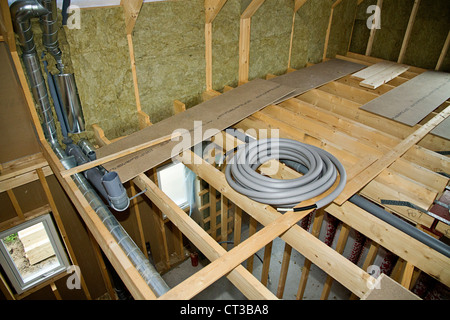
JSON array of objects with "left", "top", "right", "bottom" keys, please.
[
  {"left": 61, "top": 154, "right": 170, "bottom": 297},
  {"left": 10, "top": 0, "right": 170, "bottom": 298},
  {"left": 11, "top": 0, "right": 59, "bottom": 147}
]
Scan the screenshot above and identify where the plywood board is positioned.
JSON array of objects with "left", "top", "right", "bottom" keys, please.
[
  {"left": 360, "top": 71, "right": 450, "bottom": 126},
  {"left": 96, "top": 79, "right": 295, "bottom": 182},
  {"left": 268, "top": 59, "right": 365, "bottom": 103},
  {"left": 0, "top": 43, "right": 41, "bottom": 164}
]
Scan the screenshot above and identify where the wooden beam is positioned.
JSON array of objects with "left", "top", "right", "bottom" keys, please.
[
  {"left": 205, "top": 22, "right": 213, "bottom": 91},
  {"left": 276, "top": 243, "right": 292, "bottom": 298},
  {"left": 397, "top": 0, "right": 421, "bottom": 63},
  {"left": 288, "top": 0, "right": 309, "bottom": 69},
  {"left": 132, "top": 173, "right": 278, "bottom": 300},
  {"left": 241, "top": 0, "right": 265, "bottom": 19},
  {"left": 323, "top": 0, "right": 343, "bottom": 61},
  {"left": 294, "top": 0, "right": 308, "bottom": 13},
  {"left": 334, "top": 105, "right": 450, "bottom": 204},
  {"left": 205, "top": 0, "right": 228, "bottom": 23},
  {"left": 120, "top": 0, "right": 143, "bottom": 35},
  {"left": 60, "top": 132, "right": 179, "bottom": 178},
  {"left": 204, "top": 1, "right": 228, "bottom": 91},
  {"left": 238, "top": 0, "right": 265, "bottom": 85},
  {"left": 238, "top": 17, "right": 251, "bottom": 85},
  {"left": 436, "top": 30, "right": 450, "bottom": 71}
]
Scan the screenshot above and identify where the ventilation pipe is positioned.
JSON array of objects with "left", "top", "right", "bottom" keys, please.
[
  {"left": 10, "top": 0, "right": 170, "bottom": 297},
  {"left": 60, "top": 155, "right": 170, "bottom": 297},
  {"left": 11, "top": 0, "right": 59, "bottom": 147}
]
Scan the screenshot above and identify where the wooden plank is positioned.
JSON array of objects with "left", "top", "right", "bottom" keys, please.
[
  {"left": 61, "top": 132, "right": 178, "bottom": 178},
  {"left": 238, "top": 17, "right": 251, "bottom": 85},
  {"left": 205, "top": 0, "right": 228, "bottom": 23},
  {"left": 294, "top": 0, "right": 308, "bottom": 12},
  {"left": 7, "top": 189, "right": 25, "bottom": 220},
  {"left": 205, "top": 22, "right": 213, "bottom": 91},
  {"left": 398, "top": 0, "right": 421, "bottom": 64},
  {"left": 276, "top": 243, "right": 292, "bottom": 298},
  {"left": 120, "top": 0, "right": 143, "bottom": 35},
  {"left": 335, "top": 105, "right": 450, "bottom": 204},
  {"left": 360, "top": 64, "right": 410, "bottom": 89},
  {"left": 361, "top": 71, "right": 450, "bottom": 126},
  {"left": 96, "top": 78, "right": 294, "bottom": 182},
  {"left": 352, "top": 61, "right": 396, "bottom": 80},
  {"left": 241, "top": 0, "right": 265, "bottom": 19}
]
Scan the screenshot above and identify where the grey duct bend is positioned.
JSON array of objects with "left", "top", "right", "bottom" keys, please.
[{"left": 10, "top": 0, "right": 170, "bottom": 297}]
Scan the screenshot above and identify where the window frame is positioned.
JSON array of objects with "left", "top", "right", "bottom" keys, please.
[{"left": 0, "top": 213, "right": 71, "bottom": 294}]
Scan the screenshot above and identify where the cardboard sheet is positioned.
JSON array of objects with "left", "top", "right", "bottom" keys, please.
[
  {"left": 268, "top": 58, "right": 366, "bottom": 103},
  {"left": 97, "top": 79, "right": 295, "bottom": 182},
  {"left": 361, "top": 71, "right": 450, "bottom": 126}
]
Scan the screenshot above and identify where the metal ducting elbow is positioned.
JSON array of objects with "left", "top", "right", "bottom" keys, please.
[
  {"left": 10, "top": 0, "right": 49, "bottom": 54},
  {"left": 38, "top": 0, "right": 64, "bottom": 71}
]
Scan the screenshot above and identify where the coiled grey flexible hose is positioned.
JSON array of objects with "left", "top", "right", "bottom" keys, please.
[{"left": 224, "top": 138, "right": 347, "bottom": 212}]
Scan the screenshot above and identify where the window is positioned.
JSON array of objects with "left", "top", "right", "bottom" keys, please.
[
  {"left": 0, "top": 214, "right": 70, "bottom": 294},
  {"left": 157, "top": 161, "right": 190, "bottom": 210}
]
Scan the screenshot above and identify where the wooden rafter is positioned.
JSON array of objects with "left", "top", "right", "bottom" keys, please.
[
  {"left": 205, "top": 0, "right": 228, "bottom": 91},
  {"left": 323, "top": 0, "right": 343, "bottom": 61},
  {"left": 238, "top": 0, "right": 265, "bottom": 85},
  {"left": 436, "top": 30, "right": 450, "bottom": 71},
  {"left": 121, "top": 0, "right": 143, "bottom": 35},
  {"left": 288, "top": 0, "right": 308, "bottom": 69},
  {"left": 205, "top": 0, "right": 228, "bottom": 24},
  {"left": 398, "top": 0, "right": 421, "bottom": 63}
]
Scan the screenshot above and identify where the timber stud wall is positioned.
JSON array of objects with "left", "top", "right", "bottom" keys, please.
[{"left": 0, "top": 0, "right": 449, "bottom": 300}]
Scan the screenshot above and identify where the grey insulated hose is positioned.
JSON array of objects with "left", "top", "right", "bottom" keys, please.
[{"left": 225, "top": 138, "right": 347, "bottom": 211}]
